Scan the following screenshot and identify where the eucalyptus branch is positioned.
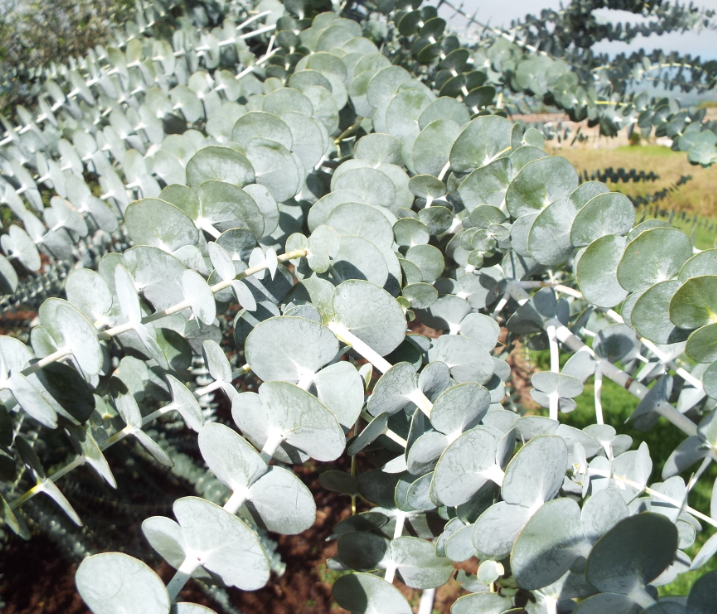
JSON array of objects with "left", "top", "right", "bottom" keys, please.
[
  {"left": 21, "top": 249, "right": 309, "bottom": 375},
  {"left": 527, "top": 281, "right": 704, "bottom": 392},
  {"left": 360, "top": 410, "right": 407, "bottom": 447},
  {"left": 333, "top": 117, "right": 365, "bottom": 144},
  {"left": 383, "top": 511, "right": 406, "bottom": 584},
  {"left": 329, "top": 322, "right": 434, "bottom": 417},
  {"left": 587, "top": 467, "right": 717, "bottom": 530},
  {"left": 594, "top": 367, "right": 604, "bottom": 425},
  {"left": 546, "top": 323, "right": 560, "bottom": 420},
  {"left": 8, "top": 252, "right": 307, "bottom": 511},
  {"left": 511, "top": 281, "right": 699, "bottom": 436},
  {"left": 553, "top": 318, "right": 699, "bottom": 438}
]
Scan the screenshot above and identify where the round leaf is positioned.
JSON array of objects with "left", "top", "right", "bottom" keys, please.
[
  {"left": 617, "top": 228, "right": 692, "bottom": 293},
  {"left": 450, "top": 116, "right": 513, "bottom": 172},
  {"left": 576, "top": 235, "right": 628, "bottom": 308},
  {"left": 431, "top": 383, "right": 491, "bottom": 436},
  {"left": 333, "top": 573, "right": 411, "bottom": 614},
  {"left": 433, "top": 426, "right": 501, "bottom": 506},
  {"left": 232, "top": 381, "right": 345, "bottom": 462},
  {"left": 506, "top": 157, "right": 579, "bottom": 218},
  {"left": 173, "top": 496, "right": 270, "bottom": 590},
  {"left": 125, "top": 198, "right": 198, "bottom": 252},
  {"left": 244, "top": 466, "right": 316, "bottom": 534},
  {"left": 502, "top": 436, "right": 567, "bottom": 510},
  {"left": 332, "top": 280, "right": 406, "bottom": 356},
  {"left": 198, "top": 423, "right": 266, "bottom": 492},
  {"left": 570, "top": 192, "right": 635, "bottom": 247},
  {"left": 670, "top": 276, "right": 717, "bottom": 330},
  {"left": 245, "top": 316, "right": 339, "bottom": 385},
  {"left": 511, "top": 497, "right": 584, "bottom": 590},
  {"left": 586, "top": 513, "right": 678, "bottom": 594},
  {"left": 186, "top": 146, "right": 254, "bottom": 189},
  {"left": 76, "top": 553, "right": 170, "bottom": 614}
]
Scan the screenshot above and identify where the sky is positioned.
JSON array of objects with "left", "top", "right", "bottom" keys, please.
[{"left": 438, "top": 0, "right": 717, "bottom": 61}]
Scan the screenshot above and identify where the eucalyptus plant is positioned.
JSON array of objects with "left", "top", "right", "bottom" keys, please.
[{"left": 2, "top": 0, "right": 717, "bottom": 613}]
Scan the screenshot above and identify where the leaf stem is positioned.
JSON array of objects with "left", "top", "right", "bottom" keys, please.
[
  {"left": 333, "top": 117, "right": 364, "bottom": 144},
  {"left": 260, "top": 430, "right": 286, "bottom": 463},
  {"left": 552, "top": 318, "right": 698, "bottom": 437},
  {"left": 351, "top": 416, "right": 359, "bottom": 516},
  {"left": 523, "top": 281, "right": 704, "bottom": 391},
  {"left": 384, "top": 511, "right": 406, "bottom": 584},
  {"left": 329, "top": 322, "right": 433, "bottom": 417},
  {"left": 167, "top": 556, "right": 201, "bottom": 601},
  {"left": 417, "top": 588, "right": 436, "bottom": 614},
  {"left": 594, "top": 366, "right": 604, "bottom": 425},
  {"left": 10, "top": 250, "right": 305, "bottom": 509}
]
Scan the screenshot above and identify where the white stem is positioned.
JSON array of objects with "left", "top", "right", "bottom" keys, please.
[
  {"left": 588, "top": 467, "right": 717, "bottom": 529},
  {"left": 328, "top": 322, "right": 392, "bottom": 373},
  {"left": 196, "top": 218, "right": 221, "bottom": 239},
  {"left": 223, "top": 488, "right": 250, "bottom": 514},
  {"left": 167, "top": 556, "right": 200, "bottom": 601},
  {"left": 552, "top": 319, "right": 698, "bottom": 438},
  {"left": 594, "top": 367, "right": 604, "bottom": 425},
  {"left": 547, "top": 324, "right": 559, "bottom": 373},
  {"left": 407, "top": 388, "right": 433, "bottom": 417},
  {"left": 687, "top": 456, "right": 712, "bottom": 494},
  {"left": 418, "top": 588, "right": 436, "bottom": 614},
  {"left": 384, "top": 512, "right": 406, "bottom": 584},
  {"left": 235, "top": 49, "right": 278, "bottom": 80},
  {"left": 437, "top": 161, "right": 451, "bottom": 182},
  {"left": 533, "top": 283, "right": 704, "bottom": 393},
  {"left": 194, "top": 379, "right": 223, "bottom": 398},
  {"left": 627, "top": 587, "right": 657, "bottom": 609},
  {"left": 601, "top": 308, "right": 703, "bottom": 390},
  {"left": 393, "top": 512, "right": 406, "bottom": 539},
  {"left": 260, "top": 431, "right": 285, "bottom": 463},
  {"left": 492, "top": 293, "right": 509, "bottom": 319},
  {"left": 359, "top": 411, "right": 407, "bottom": 447},
  {"left": 239, "top": 24, "right": 276, "bottom": 40},
  {"left": 549, "top": 392, "right": 559, "bottom": 421},
  {"left": 482, "top": 463, "right": 505, "bottom": 487},
  {"left": 236, "top": 10, "right": 271, "bottom": 30},
  {"left": 329, "top": 322, "right": 434, "bottom": 417}
]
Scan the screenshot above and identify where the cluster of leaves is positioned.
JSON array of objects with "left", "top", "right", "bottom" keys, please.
[
  {"left": 1, "top": 0, "right": 717, "bottom": 613},
  {"left": 579, "top": 166, "right": 660, "bottom": 184},
  {"left": 503, "top": 0, "right": 717, "bottom": 53}
]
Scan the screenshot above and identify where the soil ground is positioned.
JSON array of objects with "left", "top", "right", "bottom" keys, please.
[{"left": 0, "top": 459, "right": 477, "bottom": 614}]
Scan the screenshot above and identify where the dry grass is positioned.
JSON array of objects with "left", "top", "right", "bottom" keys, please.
[{"left": 550, "top": 145, "right": 717, "bottom": 219}]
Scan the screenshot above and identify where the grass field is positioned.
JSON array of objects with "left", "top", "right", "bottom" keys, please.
[{"left": 552, "top": 145, "right": 717, "bottom": 244}]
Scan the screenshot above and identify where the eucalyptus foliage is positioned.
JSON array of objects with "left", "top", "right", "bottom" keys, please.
[{"left": 1, "top": 0, "right": 717, "bottom": 612}]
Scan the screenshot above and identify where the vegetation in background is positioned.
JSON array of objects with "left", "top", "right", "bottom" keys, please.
[{"left": 0, "top": 0, "right": 135, "bottom": 110}]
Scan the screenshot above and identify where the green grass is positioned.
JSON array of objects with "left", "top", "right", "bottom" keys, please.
[{"left": 531, "top": 350, "right": 717, "bottom": 595}]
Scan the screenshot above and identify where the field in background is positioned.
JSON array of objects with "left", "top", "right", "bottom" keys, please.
[
  {"left": 551, "top": 144, "right": 717, "bottom": 249},
  {"left": 552, "top": 145, "right": 717, "bottom": 218}
]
